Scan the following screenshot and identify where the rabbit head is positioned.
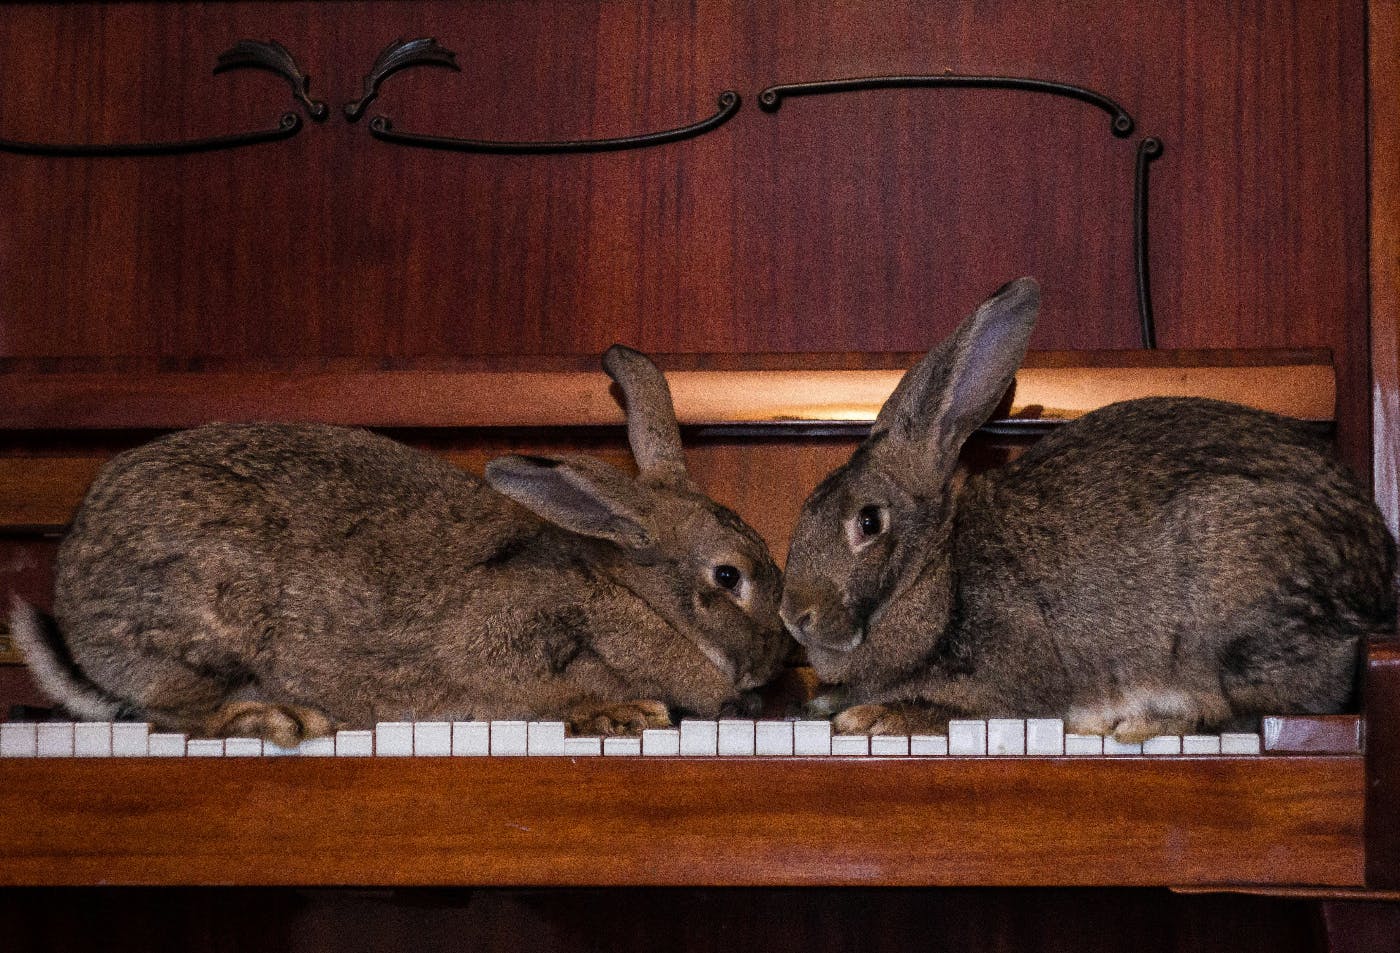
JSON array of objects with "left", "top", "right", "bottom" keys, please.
[
  {"left": 781, "top": 278, "right": 1040, "bottom": 689},
  {"left": 485, "top": 345, "right": 789, "bottom": 713}
]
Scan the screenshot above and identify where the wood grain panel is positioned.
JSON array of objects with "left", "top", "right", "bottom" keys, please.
[
  {"left": 0, "top": 435, "right": 857, "bottom": 559},
  {"left": 0, "top": 755, "right": 1365, "bottom": 887},
  {"left": 1372, "top": 0, "right": 1400, "bottom": 533},
  {"left": 0, "top": 1, "right": 1372, "bottom": 473},
  {"left": 1366, "top": 638, "right": 1400, "bottom": 888},
  {"left": 0, "top": 357, "right": 1337, "bottom": 430}
]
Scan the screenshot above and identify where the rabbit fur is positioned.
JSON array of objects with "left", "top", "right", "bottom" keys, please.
[
  {"left": 14, "top": 346, "right": 787, "bottom": 746},
  {"left": 780, "top": 278, "right": 1396, "bottom": 741}
]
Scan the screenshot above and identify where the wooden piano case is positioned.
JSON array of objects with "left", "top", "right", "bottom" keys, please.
[{"left": 0, "top": 0, "right": 1396, "bottom": 949}]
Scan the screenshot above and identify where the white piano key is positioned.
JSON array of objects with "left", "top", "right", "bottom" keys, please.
[
  {"left": 73, "top": 722, "right": 112, "bottom": 757},
  {"left": 528, "top": 721, "right": 568, "bottom": 756},
  {"left": 831, "top": 734, "right": 870, "bottom": 756},
  {"left": 754, "top": 721, "right": 794, "bottom": 756},
  {"left": 642, "top": 728, "right": 681, "bottom": 756},
  {"left": 1182, "top": 734, "right": 1222, "bottom": 755},
  {"left": 870, "top": 734, "right": 910, "bottom": 756},
  {"left": 717, "top": 719, "right": 756, "bottom": 756},
  {"left": 1142, "top": 735, "right": 1182, "bottom": 755},
  {"left": 335, "top": 730, "right": 373, "bottom": 756},
  {"left": 111, "top": 722, "right": 150, "bottom": 757},
  {"left": 679, "top": 719, "right": 719, "bottom": 756},
  {"left": 1026, "top": 719, "right": 1065, "bottom": 755},
  {"left": 490, "top": 720, "right": 528, "bottom": 756},
  {"left": 1102, "top": 737, "right": 1142, "bottom": 755},
  {"left": 296, "top": 736, "right": 336, "bottom": 757},
  {"left": 451, "top": 721, "right": 490, "bottom": 756},
  {"left": 948, "top": 720, "right": 987, "bottom": 755},
  {"left": 1064, "top": 733, "right": 1103, "bottom": 755},
  {"left": 602, "top": 736, "right": 641, "bottom": 756},
  {"left": 987, "top": 719, "right": 1026, "bottom": 755},
  {"left": 793, "top": 720, "right": 833, "bottom": 756},
  {"left": 263, "top": 742, "right": 300, "bottom": 756},
  {"left": 563, "top": 736, "right": 602, "bottom": 757},
  {"left": 224, "top": 737, "right": 263, "bottom": 757},
  {"left": 186, "top": 739, "right": 225, "bottom": 757},
  {"left": 374, "top": 722, "right": 414, "bottom": 756},
  {"left": 1221, "top": 732, "right": 1262, "bottom": 755},
  {"left": 36, "top": 722, "right": 74, "bottom": 757},
  {"left": 414, "top": 722, "right": 452, "bottom": 757},
  {"left": 147, "top": 733, "right": 187, "bottom": 757},
  {"left": 1, "top": 722, "right": 37, "bottom": 757},
  {"left": 910, "top": 734, "right": 949, "bottom": 756}
]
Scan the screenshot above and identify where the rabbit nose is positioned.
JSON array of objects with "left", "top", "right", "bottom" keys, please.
[{"left": 779, "top": 599, "right": 815, "bottom": 642}]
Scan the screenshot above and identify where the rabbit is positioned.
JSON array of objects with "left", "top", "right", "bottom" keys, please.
[
  {"left": 11, "top": 346, "right": 788, "bottom": 747},
  {"left": 780, "top": 277, "right": 1396, "bottom": 742}
]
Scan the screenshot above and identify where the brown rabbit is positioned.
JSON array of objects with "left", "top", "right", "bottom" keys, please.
[
  {"left": 13, "top": 347, "right": 787, "bottom": 746},
  {"left": 781, "top": 278, "right": 1395, "bottom": 742}
]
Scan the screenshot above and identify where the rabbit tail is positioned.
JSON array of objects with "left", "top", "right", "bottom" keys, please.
[{"left": 8, "top": 599, "right": 123, "bottom": 719}]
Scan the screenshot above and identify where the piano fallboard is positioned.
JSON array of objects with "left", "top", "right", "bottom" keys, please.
[{"left": 0, "top": 754, "right": 1363, "bottom": 888}]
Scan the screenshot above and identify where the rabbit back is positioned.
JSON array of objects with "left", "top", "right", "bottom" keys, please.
[
  {"left": 953, "top": 397, "right": 1394, "bottom": 724},
  {"left": 53, "top": 423, "right": 564, "bottom": 726}
]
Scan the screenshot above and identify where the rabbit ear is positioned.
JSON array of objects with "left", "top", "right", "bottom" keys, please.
[
  {"left": 602, "top": 345, "right": 690, "bottom": 488},
  {"left": 874, "top": 277, "right": 1039, "bottom": 459},
  {"left": 485, "top": 455, "right": 658, "bottom": 549}
]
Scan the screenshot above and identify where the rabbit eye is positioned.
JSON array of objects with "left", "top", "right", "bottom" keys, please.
[
  {"left": 857, "top": 505, "right": 884, "bottom": 537},
  {"left": 713, "top": 564, "right": 742, "bottom": 590}
]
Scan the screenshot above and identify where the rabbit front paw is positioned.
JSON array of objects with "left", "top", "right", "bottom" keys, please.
[
  {"left": 1067, "top": 688, "right": 1230, "bottom": 744},
  {"left": 567, "top": 699, "right": 672, "bottom": 736},
  {"left": 205, "top": 701, "right": 335, "bottom": 748},
  {"left": 833, "top": 702, "right": 948, "bottom": 736}
]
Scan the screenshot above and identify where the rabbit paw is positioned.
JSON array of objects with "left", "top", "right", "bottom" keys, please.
[
  {"left": 207, "top": 701, "right": 335, "bottom": 748},
  {"left": 833, "top": 703, "right": 947, "bottom": 736},
  {"left": 567, "top": 699, "right": 672, "bottom": 737},
  {"left": 1068, "top": 688, "right": 1230, "bottom": 744}
]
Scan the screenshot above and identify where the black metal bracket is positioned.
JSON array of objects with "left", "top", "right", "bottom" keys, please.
[
  {"left": 0, "top": 39, "right": 325, "bottom": 157},
  {"left": 355, "top": 38, "right": 741, "bottom": 154},
  {"left": 757, "top": 74, "right": 1163, "bottom": 349}
]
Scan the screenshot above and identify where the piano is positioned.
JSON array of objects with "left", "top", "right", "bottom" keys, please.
[{"left": 0, "top": 354, "right": 1393, "bottom": 899}]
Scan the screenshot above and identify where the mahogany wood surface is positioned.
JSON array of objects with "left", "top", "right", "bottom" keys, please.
[
  {"left": 0, "top": 1, "right": 1374, "bottom": 476},
  {"left": 1371, "top": 0, "right": 1400, "bottom": 535},
  {"left": 0, "top": 435, "right": 863, "bottom": 560},
  {"left": 0, "top": 755, "right": 1364, "bottom": 888},
  {"left": 1366, "top": 638, "right": 1400, "bottom": 889},
  {"left": 1261, "top": 716, "right": 1362, "bottom": 755},
  {"left": 0, "top": 350, "right": 1336, "bottom": 430}
]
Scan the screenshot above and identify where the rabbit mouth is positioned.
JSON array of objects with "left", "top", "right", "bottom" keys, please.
[{"left": 794, "top": 625, "right": 865, "bottom": 655}]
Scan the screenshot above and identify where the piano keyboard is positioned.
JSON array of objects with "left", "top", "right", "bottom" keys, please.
[{"left": 0, "top": 717, "right": 1265, "bottom": 758}]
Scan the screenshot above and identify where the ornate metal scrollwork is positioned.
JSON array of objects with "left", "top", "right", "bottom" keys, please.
[
  {"left": 1134, "top": 137, "right": 1164, "bottom": 349},
  {"left": 759, "top": 75, "right": 1135, "bottom": 138},
  {"left": 354, "top": 37, "right": 741, "bottom": 154},
  {"left": 757, "top": 74, "right": 1163, "bottom": 349},
  {"left": 344, "top": 37, "right": 459, "bottom": 122},
  {"left": 215, "top": 39, "right": 329, "bottom": 122},
  {"left": 0, "top": 39, "right": 326, "bottom": 157}
]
